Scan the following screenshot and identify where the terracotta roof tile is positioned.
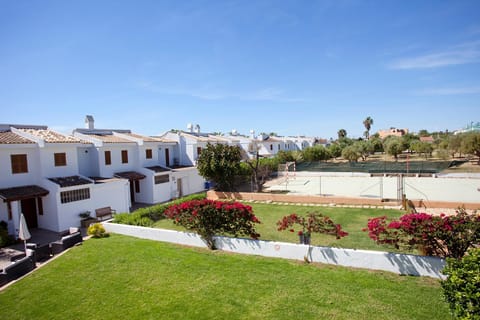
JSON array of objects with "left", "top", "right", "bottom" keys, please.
[
  {"left": 121, "top": 132, "right": 161, "bottom": 142},
  {"left": 87, "top": 134, "right": 135, "bottom": 143},
  {"left": 0, "top": 131, "right": 35, "bottom": 144},
  {"left": 18, "top": 129, "right": 83, "bottom": 143}
]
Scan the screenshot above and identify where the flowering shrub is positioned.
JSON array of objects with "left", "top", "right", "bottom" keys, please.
[
  {"left": 364, "top": 208, "right": 480, "bottom": 258},
  {"left": 277, "top": 212, "right": 349, "bottom": 243},
  {"left": 164, "top": 199, "right": 261, "bottom": 249},
  {"left": 87, "top": 223, "right": 109, "bottom": 238}
]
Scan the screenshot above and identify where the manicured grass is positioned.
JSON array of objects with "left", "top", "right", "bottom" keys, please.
[
  {"left": 0, "top": 234, "right": 449, "bottom": 320},
  {"left": 154, "top": 202, "right": 410, "bottom": 253}
]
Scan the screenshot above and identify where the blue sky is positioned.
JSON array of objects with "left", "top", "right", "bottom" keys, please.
[{"left": 1, "top": 0, "right": 479, "bottom": 139}]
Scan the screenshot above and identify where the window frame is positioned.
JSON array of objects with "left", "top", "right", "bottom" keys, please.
[
  {"left": 145, "top": 149, "right": 153, "bottom": 159},
  {"left": 11, "top": 154, "right": 28, "bottom": 174},
  {"left": 121, "top": 150, "right": 128, "bottom": 164},
  {"left": 54, "top": 152, "right": 67, "bottom": 167},
  {"left": 60, "top": 188, "right": 90, "bottom": 204},
  {"left": 105, "top": 150, "right": 112, "bottom": 165}
]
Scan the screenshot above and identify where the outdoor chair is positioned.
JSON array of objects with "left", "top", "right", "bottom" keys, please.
[
  {"left": 27, "top": 243, "right": 52, "bottom": 262},
  {"left": 1, "top": 256, "right": 36, "bottom": 285},
  {"left": 50, "top": 231, "right": 83, "bottom": 255}
]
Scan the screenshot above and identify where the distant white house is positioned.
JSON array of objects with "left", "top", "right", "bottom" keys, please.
[
  {"left": 75, "top": 117, "right": 206, "bottom": 204},
  {"left": 160, "top": 126, "right": 229, "bottom": 166},
  {"left": 0, "top": 124, "right": 129, "bottom": 235}
]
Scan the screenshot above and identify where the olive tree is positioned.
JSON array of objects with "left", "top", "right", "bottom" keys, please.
[
  {"left": 383, "top": 136, "right": 404, "bottom": 160},
  {"left": 460, "top": 132, "right": 480, "bottom": 164}
]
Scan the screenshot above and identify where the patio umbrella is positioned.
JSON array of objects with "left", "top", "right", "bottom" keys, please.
[{"left": 18, "top": 213, "right": 31, "bottom": 254}]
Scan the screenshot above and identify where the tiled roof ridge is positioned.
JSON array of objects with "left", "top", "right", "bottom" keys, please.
[{"left": 15, "top": 128, "right": 84, "bottom": 143}]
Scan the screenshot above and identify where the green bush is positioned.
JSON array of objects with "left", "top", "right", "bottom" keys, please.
[
  {"left": 87, "top": 223, "right": 109, "bottom": 238},
  {"left": 441, "top": 248, "right": 480, "bottom": 319},
  {"left": 0, "top": 220, "right": 14, "bottom": 248},
  {"left": 113, "top": 193, "right": 207, "bottom": 227}
]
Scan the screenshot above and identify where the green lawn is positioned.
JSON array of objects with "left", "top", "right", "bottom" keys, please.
[
  {"left": 0, "top": 234, "right": 449, "bottom": 320},
  {"left": 154, "top": 202, "right": 410, "bottom": 253}
]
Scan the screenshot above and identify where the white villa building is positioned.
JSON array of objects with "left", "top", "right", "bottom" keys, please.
[
  {"left": 0, "top": 118, "right": 320, "bottom": 237},
  {"left": 0, "top": 124, "right": 129, "bottom": 236}
]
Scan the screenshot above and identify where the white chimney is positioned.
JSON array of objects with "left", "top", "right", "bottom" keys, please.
[
  {"left": 187, "top": 123, "right": 193, "bottom": 132},
  {"left": 194, "top": 124, "right": 200, "bottom": 134},
  {"left": 85, "top": 115, "right": 94, "bottom": 129},
  {"left": 250, "top": 129, "right": 256, "bottom": 139},
  {"left": 231, "top": 129, "right": 238, "bottom": 136}
]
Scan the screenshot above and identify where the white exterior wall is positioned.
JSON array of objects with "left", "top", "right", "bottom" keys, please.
[
  {"left": 0, "top": 144, "right": 40, "bottom": 188},
  {"left": 272, "top": 172, "right": 480, "bottom": 204},
  {"left": 90, "top": 179, "right": 130, "bottom": 215},
  {"left": 138, "top": 143, "right": 161, "bottom": 168},
  {"left": 103, "top": 223, "right": 446, "bottom": 279},
  {"left": 97, "top": 144, "right": 138, "bottom": 177},
  {"left": 38, "top": 179, "right": 64, "bottom": 232},
  {"left": 153, "top": 173, "right": 173, "bottom": 203},
  {"left": 172, "top": 168, "right": 205, "bottom": 198},
  {"left": 39, "top": 144, "right": 79, "bottom": 178},
  {"left": 158, "top": 145, "right": 175, "bottom": 167},
  {"left": 77, "top": 146, "right": 98, "bottom": 177},
  {"left": 35, "top": 177, "right": 130, "bottom": 232}
]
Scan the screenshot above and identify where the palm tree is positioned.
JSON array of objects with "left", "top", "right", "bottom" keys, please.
[
  {"left": 363, "top": 116, "right": 374, "bottom": 140},
  {"left": 337, "top": 129, "right": 347, "bottom": 140}
]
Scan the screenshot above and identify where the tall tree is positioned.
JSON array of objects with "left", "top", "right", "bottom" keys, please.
[
  {"left": 197, "top": 143, "right": 242, "bottom": 191},
  {"left": 342, "top": 145, "right": 360, "bottom": 162},
  {"left": 363, "top": 116, "right": 374, "bottom": 140},
  {"left": 337, "top": 129, "right": 347, "bottom": 140},
  {"left": 460, "top": 132, "right": 480, "bottom": 164},
  {"left": 383, "top": 136, "right": 404, "bottom": 161}
]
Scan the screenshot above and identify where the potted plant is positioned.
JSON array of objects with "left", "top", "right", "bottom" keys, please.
[
  {"left": 277, "top": 212, "right": 348, "bottom": 245},
  {"left": 79, "top": 211, "right": 96, "bottom": 228}
]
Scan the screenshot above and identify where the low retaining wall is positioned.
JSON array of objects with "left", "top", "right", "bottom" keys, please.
[
  {"left": 103, "top": 222, "right": 446, "bottom": 279},
  {"left": 207, "top": 190, "right": 480, "bottom": 210}
]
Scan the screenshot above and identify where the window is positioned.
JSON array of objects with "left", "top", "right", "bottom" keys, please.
[
  {"left": 11, "top": 154, "right": 28, "bottom": 174},
  {"left": 145, "top": 149, "right": 153, "bottom": 159},
  {"left": 278, "top": 144, "right": 280, "bottom": 150},
  {"left": 121, "top": 150, "right": 128, "bottom": 164},
  {"left": 197, "top": 147, "right": 202, "bottom": 156},
  {"left": 105, "top": 151, "right": 111, "bottom": 165},
  {"left": 270, "top": 144, "right": 273, "bottom": 151},
  {"left": 60, "top": 188, "right": 90, "bottom": 204},
  {"left": 54, "top": 153, "right": 67, "bottom": 166},
  {"left": 154, "top": 175, "right": 169, "bottom": 184},
  {"left": 134, "top": 180, "right": 140, "bottom": 193}
]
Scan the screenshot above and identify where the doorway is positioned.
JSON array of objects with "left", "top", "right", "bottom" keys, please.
[
  {"left": 176, "top": 178, "right": 183, "bottom": 198},
  {"left": 21, "top": 198, "right": 38, "bottom": 228},
  {"left": 165, "top": 148, "right": 170, "bottom": 167}
]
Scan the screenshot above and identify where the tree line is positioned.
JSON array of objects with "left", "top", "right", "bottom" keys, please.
[{"left": 197, "top": 130, "right": 480, "bottom": 192}]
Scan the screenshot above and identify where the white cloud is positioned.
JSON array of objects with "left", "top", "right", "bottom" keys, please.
[
  {"left": 389, "top": 41, "right": 480, "bottom": 69},
  {"left": 135, "top": 81, "right": 304, "bottom": 102},
  {"left": 415, "top": 86, "right": 480, "bottom": 95}
]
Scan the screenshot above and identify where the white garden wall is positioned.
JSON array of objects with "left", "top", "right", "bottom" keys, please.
[
  {"left": 272, "top": 173, "right": 480, "bottom": 204},
  {"left": 103, "top": 222, "right": 446, "bottom": 279}
]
